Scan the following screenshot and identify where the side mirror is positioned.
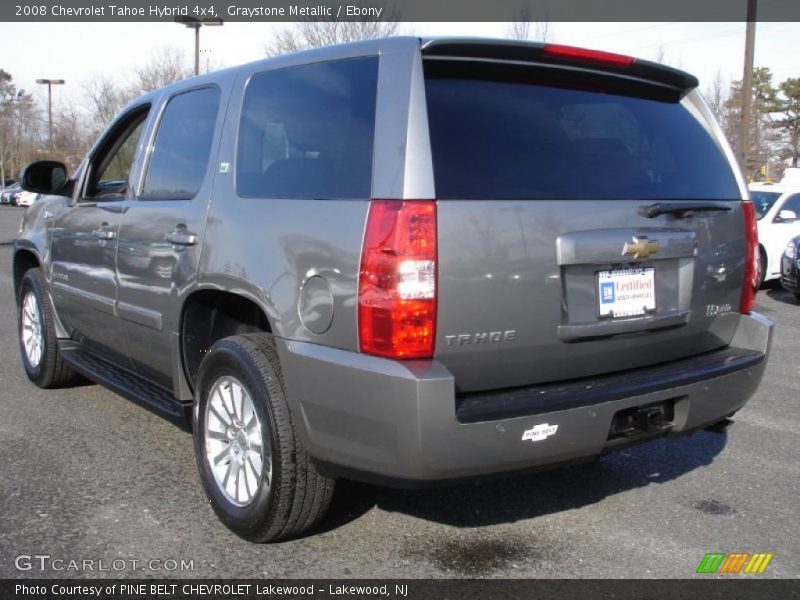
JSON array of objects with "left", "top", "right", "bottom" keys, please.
[{"left": 21, "top": 160, "right": 69, "bottom": 195}]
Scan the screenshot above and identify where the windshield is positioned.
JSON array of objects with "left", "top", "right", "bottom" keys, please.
[{"left": 750, "top": 190, "right": 781, "bottom": 220}]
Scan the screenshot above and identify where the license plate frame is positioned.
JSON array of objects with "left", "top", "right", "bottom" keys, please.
[{"left": 597, "top": 267, "right": 656, "bottom": 318}]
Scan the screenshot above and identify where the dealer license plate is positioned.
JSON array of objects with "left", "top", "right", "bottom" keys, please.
[{"left": 597, "top": 267, "right": 656, "bottom": 318}]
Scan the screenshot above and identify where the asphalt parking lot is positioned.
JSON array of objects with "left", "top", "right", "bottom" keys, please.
[{"left": 0, "top": 205, "right": 798, "bottom": 579}]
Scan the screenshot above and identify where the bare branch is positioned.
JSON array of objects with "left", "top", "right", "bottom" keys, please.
[
  {"left": 265, "top": 6, "right": 403, "bottom": 57},
  {"left": 507, "top": 7, "right": 551, "bottom": 42},
  {"left": 132, "top": 45, "right": 191, "bottom": 93}
]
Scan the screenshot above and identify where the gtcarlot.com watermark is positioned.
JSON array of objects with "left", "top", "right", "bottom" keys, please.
[{"left": 14, "top": 554, "right": 194, "bottom": 573}]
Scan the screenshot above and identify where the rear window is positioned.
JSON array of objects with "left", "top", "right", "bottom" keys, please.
[
  {"left": 237, "top": 57, "right": 378, "bottom": 199},
  {"left": 424, "top": 61, "right": 740, "bottom": 200},
  {"left": 750, "top": 190, "right": 781, "bottom": 219}
]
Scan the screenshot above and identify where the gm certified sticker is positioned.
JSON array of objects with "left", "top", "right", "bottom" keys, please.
[{"left": 522, "top": 423, "right": 558, "bottom": 442}]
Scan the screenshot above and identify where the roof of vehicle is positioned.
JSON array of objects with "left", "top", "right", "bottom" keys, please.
[
  {"left": 749, "top": 182, "right": 800, "bottom": 194},
  {"left": 150, "top": 35, "right": 699, "bottom": 97},
  {"left": 115, "top": 36, "right": 701, "bottom": 126}
]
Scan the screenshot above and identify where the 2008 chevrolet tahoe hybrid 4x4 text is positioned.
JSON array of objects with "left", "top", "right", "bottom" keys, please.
[{"left": 14, "top": 38, "right": 773, "bottom": 542}]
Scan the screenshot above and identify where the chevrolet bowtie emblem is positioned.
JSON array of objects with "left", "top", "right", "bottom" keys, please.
[{"left": 622, "top": 236, "right": 660, "bottom": 259}]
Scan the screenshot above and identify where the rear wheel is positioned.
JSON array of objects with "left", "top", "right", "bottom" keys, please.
[
  {"left": 794, "top": 292, "right": 800, "bottom": 303},
  {"left": 17, "top": 268, "right": 80, "bottom": 388},
  {"left": 193, "top": 333, "right": 334, "bottom": 542}
]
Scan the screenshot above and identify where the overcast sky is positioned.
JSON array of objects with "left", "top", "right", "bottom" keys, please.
[{"left": 1, "top": 21, "right": 798, "bottom": 110}]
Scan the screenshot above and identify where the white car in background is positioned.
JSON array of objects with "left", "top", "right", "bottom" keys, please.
[
  {"left": 14, "top": 190, "right": 39, "bottom": 207},
  {"left": 750, "top": 182, "right": 800, "bottom": 285}
]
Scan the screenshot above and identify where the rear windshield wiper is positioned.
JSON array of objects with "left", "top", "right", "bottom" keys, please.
[{"left": 643, "top": 201, "right": 733, "bottom": 219}]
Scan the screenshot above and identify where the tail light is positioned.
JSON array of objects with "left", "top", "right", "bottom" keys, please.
[
  {"left": 543, "top": 44, "right": 635, "bottom": 67},
  {"left": 358, "top": 200, "right": 437, "bottom": 359},
  {"left": 740, "top": 200, "right": 759, "bottom": 314}
]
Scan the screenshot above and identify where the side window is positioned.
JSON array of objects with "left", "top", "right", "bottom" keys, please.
[
  {"left": 779, "top": 194, "right": 800, "bottom": 216},
  {"left": 84, "top": 106, "right": 149, "bottom": 199},
  {"left": 236, "top": 57, "right": 378, "bottom": 199},
  {"left": 141, "top": 87, "right": 221, "bottom": 200}
]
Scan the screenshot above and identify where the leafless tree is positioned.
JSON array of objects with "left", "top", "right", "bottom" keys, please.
[
  {"left": 265, "top": 16, "right": 403, "bottom": 57},
  {"left": 507, "top": 6, "right": 551, "bottom": 42},
  {"left": 132, "top": 45, "right": 191, "bottom": 93},
  {"left": 82, "top": 46, "right": 192, "bottom": 134},
  {"left": 50, "top": 104, "right": 92, "bottom": 171},
  {"left": 82, "top": 76, "right": 135, "bottom": 133},
  {"left": 703, "top": 70, "right": 729, "bottom": 126}
]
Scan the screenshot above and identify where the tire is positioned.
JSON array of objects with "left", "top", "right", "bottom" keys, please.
[
  {"left": 757, "top": 247, "right": 767, "bottom": 289},
  {"left": 794, "top": 293, "right": 800, "bottom": 303},
  {"left": 17, "top": 267, "right": 80, "bottom": 388},
  {"left": 193, "top": 333, "right": 334, "bottom": 542}
]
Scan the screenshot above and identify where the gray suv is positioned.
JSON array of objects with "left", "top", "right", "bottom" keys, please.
[{"left": 14, "top": 37, "right": 773, "bottom": 542}]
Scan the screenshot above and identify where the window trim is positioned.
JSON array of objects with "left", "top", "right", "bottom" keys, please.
[
  {"left": 233, "top": 56, "right": 379, "bottom": 201},
  {"left": 136, "top": 83, "right": 222, "bottom": 202}
]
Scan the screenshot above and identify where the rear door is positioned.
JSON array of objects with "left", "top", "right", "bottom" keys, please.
[
  {"left": 422, "top": 50, "right": 748, "bottom": 392},
  {"left": 115, "top": 85, "right": 223, "bottom": 388}
]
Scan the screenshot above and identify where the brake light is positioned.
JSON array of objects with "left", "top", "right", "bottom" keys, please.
[
  {"left": 359, "top": 200, "right": 437, "bottom": 359},
  {"left": 740, "top": 200, "right": 759, "bottom": 314},
  {"left": 543, "top": 44, "right": 635, "bottom": 67}
]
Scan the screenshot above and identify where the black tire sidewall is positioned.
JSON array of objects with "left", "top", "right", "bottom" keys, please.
[
  {"left": 18, "top": 270, "right": 49, "bottom": 383},
  {"left": 193, "top": 342, "right": 281, "bottom": 537}
]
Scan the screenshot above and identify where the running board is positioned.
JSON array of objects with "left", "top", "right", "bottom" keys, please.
[{"left": 59, "top": 342, "right": 191, "bottom": 426}]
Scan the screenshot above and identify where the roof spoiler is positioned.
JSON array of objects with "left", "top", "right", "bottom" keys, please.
[{"left": 420, "top": 38, "right": 699, "bottom": 93}]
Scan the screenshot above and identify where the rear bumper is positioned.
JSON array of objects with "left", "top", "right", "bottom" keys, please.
[{"left": 276, "top": 312, "right": 773, "bottom": 487}]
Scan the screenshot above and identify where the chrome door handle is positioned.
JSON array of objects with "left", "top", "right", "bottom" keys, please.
[
  {"left": 165, "top": 230, "right": 198, "bottom": 246},
  {"left": 91, "top": 228, "right": 116, "bottom": 240}
]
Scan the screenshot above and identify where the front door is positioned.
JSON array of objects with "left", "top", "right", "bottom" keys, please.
[
  {"left": 50, "top": 105, "right": 150, "bottom": 365},
  {"left": 116, "top": 86, "right": 223, "bottom": 388}
]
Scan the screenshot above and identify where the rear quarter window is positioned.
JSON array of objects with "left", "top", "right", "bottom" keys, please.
[
  {"left": 424, "top": 61, "right": 740, "bottom": 200},
  {"left": 236, "top": 57, "right": 378, "bottom": 199}
]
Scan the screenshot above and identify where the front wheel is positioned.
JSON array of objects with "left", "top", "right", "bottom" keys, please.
[
  {"left": 17, "top": 268, "right": 80, "bottom": 388},
  {"left": 193, "top": 333, "right": 334, "bottom": 542}
]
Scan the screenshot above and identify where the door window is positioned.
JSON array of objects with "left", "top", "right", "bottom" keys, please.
[
  {"left": 778, "top": 193, "right": 800, "bottom": 218},
  {"left": 141, "top": 87, "right": 221, "bottom": 200},
  {"left": 83, "top": 106, "right": 149, "bottom": 199}
]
